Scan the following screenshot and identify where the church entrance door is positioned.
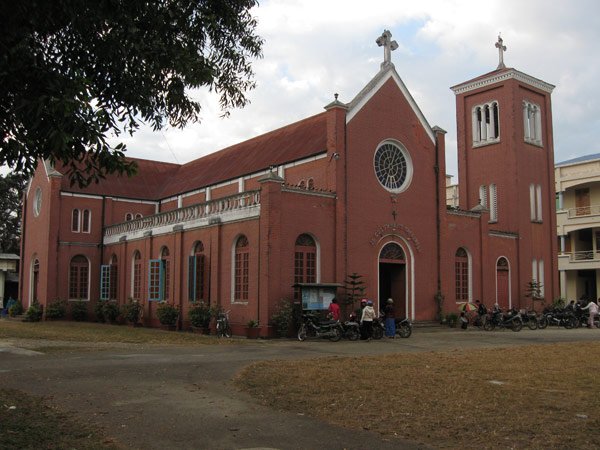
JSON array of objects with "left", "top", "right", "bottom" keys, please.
[{"left": 378, "top": 243, "right": 406, "bottom": 318}]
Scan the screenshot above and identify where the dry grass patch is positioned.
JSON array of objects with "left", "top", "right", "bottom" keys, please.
[
  {"left": 0, "top": 321, "right": 240, "bottom": 345},
  {"left": 236, "top": 343, "right": 600, "bottom": 449}
]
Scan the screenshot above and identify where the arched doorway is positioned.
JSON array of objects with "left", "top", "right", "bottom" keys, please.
[
  {"left": 378, "top": 243, "right": 406, "bottom": 318},
  {"left": 496, "top": 257, "right": 510, "bottom": 310}
]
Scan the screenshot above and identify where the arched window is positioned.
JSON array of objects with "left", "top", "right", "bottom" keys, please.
[
  {"left": 135, "top": 213, "right": 143, "bottom": 219},
  {"left": 132, "top": 251, "right": 142, "bottom": 301},
  {"left": 379, "top": 243, "right": 405, "bottom": 262},
  {"left": 161, "top": 247, "right": 170, "bottom": 301},
  {"left": 472, "top": 101, "right": 500, "bottom": 145},
  {"left": 523, "top": 100, "right": 542, "bottom": 145},
  {"left": 125, "top": 213, "right": 133, "bottom": 222},
  {"left": 69, "top": 255, "right": 89, "bottom": 300},
  {"left": 297, "top": 180, "right": 305, "bottom": 189},
  {"left": 32, "top": 258, "right": 39, "bottom": 303},
  {"left": 455, "top": 248, "right": 469, "bottom": 302},
  {"left": 82, "top": 209, "right": 91, "bottom": 233},
  {"left": 234, "top": 236, "right": 249, "bottom": 301},
  {"left": 109, "top": 254, "right": 118, "bottom": 300},
  {"left": 294, "top": 234, "right": 317, "bottom": 299},
  {"left": 188, "top": 241, "right": 206, "bottom": 302},
  {"left": 307, "top": 178, "right": 314, "bottom": 190},
  {"left": 72, "top": 209, "right": 80, "bottom": 232}
]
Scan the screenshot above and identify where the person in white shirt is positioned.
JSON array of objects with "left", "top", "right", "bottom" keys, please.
[{"left": 581, "top": 299, "right": 600, "bottom": 328}]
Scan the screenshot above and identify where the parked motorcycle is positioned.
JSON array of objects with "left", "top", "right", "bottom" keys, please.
[
  {"left": 297, "top": 312, "right": 342, "bottom": 342},
  {"left": 542, "top": 307, "right": 577, "bottom": 329},
  {"left": 484, "top": 307, "right": 523, "bottom": 332},
  {"left": 520, "top": 309, "right": 540, "bottom": 330},
  {"left": 340, "top": 313, "right": 360, "bottom": 340},
  {"left": 395, "top": 317, "right": 413, "bottom": 338}
]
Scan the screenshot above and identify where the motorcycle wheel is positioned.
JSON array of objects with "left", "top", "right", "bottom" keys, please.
[
  {"left": 398, "top": 325, "right": 412, "bottom": 338},
  {"left": 224, "top": 324, "right": 232, "bottom": 338},
  {"left": 537, "top": 316, "right": 548, "bottom": 329},
  {"left": 328, "top": 326, "right": 342, "bottom": 342},
  {"left": 564, "top": 317, "right": 576, "bottom": 329},
  {"left": 483, "top": 320, "right": 495, "bottom": 331},
  {"left": 298, "top": 324, "right": 307, "bottom": 341},
  {"left": 511, "top": 318, "right": 523, "bottom": 332},
  {"left": 527, "top": 318, "right": 538, "bottom": 330},
  {"left": 348, "top": 327, "right": 360, "bottom": 341},
  {"left": 577, "top": 317, "right": 586, "bottom": 328},
  {"left": 372, "top": 325, "right": 384, "bottom": 340}
]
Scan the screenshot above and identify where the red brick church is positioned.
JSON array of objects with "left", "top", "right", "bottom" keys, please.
[{"left": 19, "top": 32, "right": 558, "bottom": 335}]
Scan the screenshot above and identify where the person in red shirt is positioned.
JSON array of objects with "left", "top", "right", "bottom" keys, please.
[{"left": 328, "top": 298, "right": 340, "bottom": 320}]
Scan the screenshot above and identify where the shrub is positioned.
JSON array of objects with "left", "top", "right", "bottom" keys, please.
[
  {"left": 9, "top": 300, "right": 24, "bottom": 316},
  {"left": 26, "top": 302, "right": 43, "bottom": 322},
  {"left": 446, "top": 312, "right": 458, "bottom": 325},
  {"left": 70, "top": 302, "right": 88, "bottom": 321},
  {"left": 121, "top": 298, "right": 142, "bottom": 324},
  {"left": 188, "top": 302, "right": 211, "bottom": 328},
  {"left": 247, "top": 319, "right": 258, "bottom": 328},
  {"left": 270, "top": 298, "right": 293, "bottom": 337},
  {"left": 103, "top": 301, "right": 120, "bottom": 323},
  {"left": 157, "top": 301, "right": 178, "bottom": 326},
  {"left": 45, "top": 299, "right": 67, "bottom": 319},
  {"left": 94, "top": 301, "right": 105, "bottom": 322}
]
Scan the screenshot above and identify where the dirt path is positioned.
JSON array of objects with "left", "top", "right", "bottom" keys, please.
[{"left": 1, "top": 327, "right": 599, "bottom": 449}]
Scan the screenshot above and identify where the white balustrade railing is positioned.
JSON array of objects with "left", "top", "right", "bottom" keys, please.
[
  {"left": 104, "top": 189, "right": 261, "bottom": 237},
  {"left": 565, "top": 250, "right": 600, "bottom": 261}
]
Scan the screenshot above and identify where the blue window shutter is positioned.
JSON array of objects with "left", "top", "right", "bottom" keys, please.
[
  {"left": 100, "top": 265, "right": 110, "bottom": 300},
  {"left": 187, "top": 256, "right": 196, "bottom": 302}
]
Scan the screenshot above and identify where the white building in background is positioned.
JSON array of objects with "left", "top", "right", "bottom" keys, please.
[{"left": 556, "top": 153, "right": 600, "bottom": 302}]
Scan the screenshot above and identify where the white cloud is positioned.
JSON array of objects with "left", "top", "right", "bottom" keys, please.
[{"left": 113, "top": 0, "right": 600, "bottom": 177}]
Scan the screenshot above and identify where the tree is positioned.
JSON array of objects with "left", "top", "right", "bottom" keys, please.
[
  {"left": 342, "top": 273, "right": 366, "bottom": 311},
  {"left": 1, "top": 0, "right": 263, "bottom": 187},
  {"left": 0, "top": 172, "right": 26, "bottom": 254}
]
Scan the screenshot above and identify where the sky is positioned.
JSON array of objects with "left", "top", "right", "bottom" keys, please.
[{"left": 112, "top": 0, "right": 600, "bottom": 181}]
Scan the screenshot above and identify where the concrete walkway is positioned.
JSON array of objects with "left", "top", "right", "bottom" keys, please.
[{"left": 1, "top": 326, "right": 599, "bottom": 449}]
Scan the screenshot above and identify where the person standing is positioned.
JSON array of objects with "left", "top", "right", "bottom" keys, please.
[
  {"left": 581, "top": 299, "right": 600, "bottom": 328},
  {"left": 361, "top": 300, "right": 377, "bottom": 341},
  {"left": 356, "top": 299, "right": 368, "bottom": 340},
  {"left": 384, "top": 298, "right": 396, "bottom": 338},
  {"left": 327, "top": 298, "right": 340, "bottom": 320}
]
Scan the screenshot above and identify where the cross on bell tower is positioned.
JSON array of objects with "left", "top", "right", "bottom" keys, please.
[
  {"left": 495, "top": 35, "right": 507, "bottom": 70},
  {"left": 376, "top": 30, "right": 398, "bottom": 69}
]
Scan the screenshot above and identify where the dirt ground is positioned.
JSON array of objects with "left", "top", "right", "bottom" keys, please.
[{"left": 1, "top": 326, "right": 599, "bottom": 449}]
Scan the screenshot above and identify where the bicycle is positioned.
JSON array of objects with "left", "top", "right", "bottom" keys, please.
[{"left": 216, "top": 310, "right": 232, "bottom": 338}]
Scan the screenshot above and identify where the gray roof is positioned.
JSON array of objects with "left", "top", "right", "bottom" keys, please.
[{"left": 556, "top": 153, "right": 600, "bottom": 167}]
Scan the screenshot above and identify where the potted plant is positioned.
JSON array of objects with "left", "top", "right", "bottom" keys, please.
[
  {"left": 45, "top": 299, "right": 67, "bottom": 320},
  {"left": 8, "top": 300, "right": 23, "bottom": 318},
  {"left": 188, "top": 301, "right": 211, "bottom": 334},
  {"left": 245, "top": 319, "right": 261, "bottom": 339},
  {"left": 121, "top": 297, "right": 143, "bottom": 326},
  {"left": 26, "top": 302, "right": 43, "bottom": 322},
  {"left": 70, "top": 301, "right": 88, "bottom": 321},
  {"left": 94, "top": 301, "right": 106, "bottom": 322},
  {"left": 103, "top": 301, "right": 120, "bottom": 324},
  {"left": 157, "top": 301, "right": 178, "bottom": 330},
  {"left": 446, "top": 312, "right": 458, "bottom": 328}
]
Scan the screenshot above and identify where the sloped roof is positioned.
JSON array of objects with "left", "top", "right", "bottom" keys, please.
[
  {"left": 160, "top": 112, "right": 327, "bottom": 198},
  {"left": 556, "top": 153, "right": 600, "bottom": 167},
  {"left": 57, "top": 112, "right": 328, "bottom": 201}
]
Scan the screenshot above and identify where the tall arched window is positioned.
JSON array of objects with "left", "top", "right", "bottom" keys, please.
[
  {"left": 161, "top": 247, "right": 170, "bottom": 301},
  {"left": 32, "top": 258, "right": 39, "bottom": 304},
  {"left": 132, "top": 251, "right": 142, "bottom": 301},
  {"left": 69, "top": 255, "right": 89, "bottom": 300},
  {"left": 109, "top": 254, "right": 118, "bottom": 300},
  {"left": 72, "top": 209, "right": 80, "bottom": 232},
  {"left": 188, "top": 241, "right": 206, "bottom": 302},
  {"left": 82, "top": 209, "right": 91, "bottom": 233},
  {"left": 234, "top": 236, "right": 249, "bottom": 301},
  {"left": 294, "top": 234, "right": 316, "bottom": 299},
  {"left": 455, "top": 248, "right": 469, "bottom": 302}
]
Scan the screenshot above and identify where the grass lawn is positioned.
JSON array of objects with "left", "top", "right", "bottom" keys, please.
[
  {"left": 1, "top": 388, "right": 118, "bottom": 450},
  {"left": 236, "top": 342, "right": 600, "bottom": 449},
  {"left": 0, "top": 321, "right": 240, "bottom": 347}
]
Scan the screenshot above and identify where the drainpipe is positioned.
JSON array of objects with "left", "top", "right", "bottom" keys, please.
[
  {"left": 434, "top": 136, "right": 441, "bottom": 294},
  {"left": 100, "top": 196, "right": 106, "bottom": 266},
  {"left": 19, "top": 191, "right": 27, "bottom": 302}
]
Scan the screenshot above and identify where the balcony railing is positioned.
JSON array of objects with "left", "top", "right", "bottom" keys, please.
[
  {"left": 563, "top": 250, "right": 600, "bottom": 262},
  {"left": 567, "top": 205, "right": 600, "bottom": 217},
  {"left": 104, "top": 189, "right": 261, "bottom": 238}
]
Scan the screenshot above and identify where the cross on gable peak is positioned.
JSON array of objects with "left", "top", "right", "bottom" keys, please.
[{"left": 376, "top": 29, "right": 399, "bottom": 69}]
